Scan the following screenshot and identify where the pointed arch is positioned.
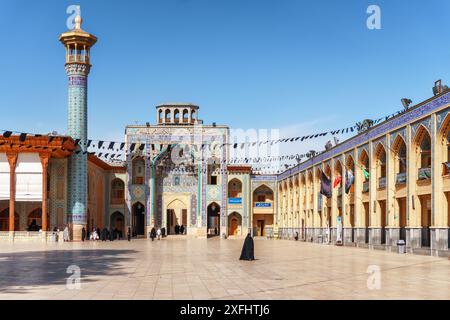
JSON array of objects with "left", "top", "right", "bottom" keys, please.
[
  {"left": 282, "top": 179, "right": 288, "bottom": 190},
  {"left": 300, "top": 172, "right": 306, "bottom": 185},
  {"left": 392, "top": 134, "right": 406, "bottom": 153},
  {"left": 392, "top": 135, "right": 407, "bottom": 177},
  {"left": 374, "top": 143, "right": 387, "bottom": 186},
  {"left": 254, "top": 184, "right": 274, "bottom": 200},
  {"left": 228, "top": 178, "right": 242, "bottom": 198},
  {"left": 345, "top": 154, "right": 355, "bottom": 170},
  {"left": 315, "top": 167, "right": 322, "bottom": 179},
  {"left": 334, "top": 159, "right": 343, "bottom": 175},
  {"left": 374, "top": 142, "right": 387, "bottom": 161},
  {"left": 439, "top": 112, "right": 450, "bottom": 172},
  {"left": 415, "top": 125, "right": 432, "bottom": 172},
  {"left": 307, "top": 170, "right": 313, "bottom": 182},
  {"left": 294, "top": 175, "right": 299, "bottom": 187},
  {"left": 413, "top": 124, "right": 431, "bottom": 146},
  {"left": 207, "top": 202, "right": 221, "bottom": 236},
  {"left": 324, "top": 164, "right": 332, "bottom": 178},
  {"left": 359, "top": 148, "right": 370, "bottom": 193},
  {"left": 359, "top": 148, "right": 369, "bottom": 167},
  {"left": 132, "top": 156, "right": 145, "bottom": 185},
  {"left": 167, "top": 199, "right": 186, "bottom": 210},
  {"left": 228, "top": 212, "right": 242, "bottom": 236}
]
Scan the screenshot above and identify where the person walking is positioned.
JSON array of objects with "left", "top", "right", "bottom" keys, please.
[
  {"left": 150, "top": 227, "right": 156, "bottom": 241},
  {"left": 63, "top": 225, "right": 70, "bottom": 242},
  {"left": 156, "top": 228, "right": 161, "bottom": 240},
  {"left": 101, "top": 228, "right": 108, "bottom": 241},
  {"left": 127, "top": 227, "right": 131, "bottom": 241},
  {"left": 239, "top": 233, "right": 255, "bottom": 261},
  {"left": 81, "top": 227, "right": 86, "bottom": 242}
]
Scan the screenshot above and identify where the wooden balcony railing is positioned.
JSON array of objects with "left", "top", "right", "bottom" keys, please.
[
  {"left": 363, "top": 181, "right": 370, "bottom": 193},
  {"left": 396, "top": 172, "right": 407, "bottom": 185},
  {"left": 67, "top": 54, "right": 89, "bottom": 63},
  {"left": 378, "top": 177, "right": 386, "bottom": 189},
  {"left": 418, "top": 167, "right": 431, "bottom": 180}
]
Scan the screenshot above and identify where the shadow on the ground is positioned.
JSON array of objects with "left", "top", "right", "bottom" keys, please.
[{"left": 0, "top": 249, "right": 136, "bottom": 294}]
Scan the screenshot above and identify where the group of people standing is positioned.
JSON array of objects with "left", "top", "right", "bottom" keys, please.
[
  {"left": 55, "top": 224, "right": 256, "bottom": 263},
  {"left": 149, "top": 227, "right": 164, "bottom": 241},
  {"left": 174, "top": 224, "right": 185, "bottom": 235},
  {"left": 81, "top": 227, "right": 123, "bottom": 242}
]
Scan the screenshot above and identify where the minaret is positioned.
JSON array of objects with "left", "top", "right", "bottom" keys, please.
[{"left": 59, "top": 15, "right": 97, "bottom": 240}]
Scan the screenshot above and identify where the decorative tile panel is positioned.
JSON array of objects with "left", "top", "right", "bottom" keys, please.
[
  {"left": 390, "top": 128, "right": 406, "bottom": 147},
  {"left": 437, "top": 107, "right": 450, "bottom": 131}
]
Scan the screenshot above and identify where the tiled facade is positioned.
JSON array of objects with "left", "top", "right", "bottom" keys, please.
[{"left": 124, "top": 106, "right": 278, "bottom": 239}]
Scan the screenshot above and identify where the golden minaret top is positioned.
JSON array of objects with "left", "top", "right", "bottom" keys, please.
[{"left": 59, "top": 14, "right": 97, "bottom": 65}]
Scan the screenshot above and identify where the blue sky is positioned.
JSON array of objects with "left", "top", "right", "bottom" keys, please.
[{"left": 1, "top": 0, "right": 450, "bottom": 159}]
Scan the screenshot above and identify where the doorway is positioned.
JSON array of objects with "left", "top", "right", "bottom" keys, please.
[
  {"left": 397, "top": 197, "right": 407, "bottom": 241},
  {"left": 420, "top": 195, "right": 431, "bottom": 247},
  {"left": 166, "top": 199, "right": 188, "bottom": 235},
  {"left": 378, "top": 200, "right": 386, "bottom": 244},
  {"left": 228, "top": 212, "right": 242, "bottom": 236},
  {"left": 132, "top": 202, "right": 145, "bottom": 236},
  {"left": 363, "top": 202, "right": 369, "bottom": 243},
  {"left": 257, "top": 220, "right": 265, "bottom": 236},
  {"left": 207, "top": 202, "right": 221, "bottom": 236}
]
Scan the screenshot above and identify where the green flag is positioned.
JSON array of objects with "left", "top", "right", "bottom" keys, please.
[{"left": 363, "top": 169, "right": 370, "bottom": 180}]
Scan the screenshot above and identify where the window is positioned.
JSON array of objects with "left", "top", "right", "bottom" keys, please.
[
  {"left": 420, "top": 136, "right": 431, "bottom": 168},
  {"left": 228, "top": 179, "right": 242, "bottom": 198},
  {"left": 207, "top": 159, "right": 219, "bottom": 185},
  {"left": 111, "top": 179, "right": 125, "bottom": 204},
  {"left": 398, "top": 144, "right": 407, "bottom": 173},
  {"left": 174, "top": 176, "right": 180, "bottom": 186},
  {"left": 257, "top": 195, "right": 266, "bottom": 202},
  {"left": 132, "top": 158, "right": 145, "bottom": 185},
  {"left": 380, "top": 152, "right": 386, "bottom": 178},
  {"left": 363, "top": 156, "right": 369, "bottom": 181}
]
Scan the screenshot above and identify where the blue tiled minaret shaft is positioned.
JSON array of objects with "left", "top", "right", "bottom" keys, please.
[
  {"left": 59, "top": 15, "right": 97, "bottom": 238},
  {"left": 66, "top": 64, "right": 89, "bottom": 225}
]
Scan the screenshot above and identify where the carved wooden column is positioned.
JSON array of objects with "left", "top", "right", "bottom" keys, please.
[
  {"left": 40, "top": 153, "right": 50, "bottom": 232},
  {"left": 6, "top": 153, "right": 17, "bottom": 232}
]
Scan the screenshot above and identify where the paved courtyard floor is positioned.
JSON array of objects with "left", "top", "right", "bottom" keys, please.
[{"left": 0, "top": 238, "right": 449, "bottom": 300}]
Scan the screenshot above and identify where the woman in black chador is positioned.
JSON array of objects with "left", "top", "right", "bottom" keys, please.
[
  {"left": 150, "top": 227, "right": 156, "bottom": 241},
  {"left": 239, "top": 233, "right": 255, "bottom": 261}
]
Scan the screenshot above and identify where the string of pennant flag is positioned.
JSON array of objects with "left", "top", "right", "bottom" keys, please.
[{"left": 0, "top": 104, "right": 408, "bottom": 163}]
